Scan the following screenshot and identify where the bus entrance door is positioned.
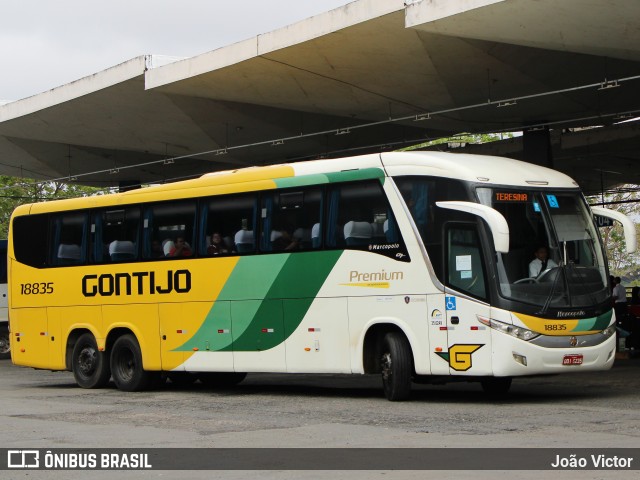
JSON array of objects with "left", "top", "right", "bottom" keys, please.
[{"left": 443, "top": 223, "right": 493, "bottom": 376}]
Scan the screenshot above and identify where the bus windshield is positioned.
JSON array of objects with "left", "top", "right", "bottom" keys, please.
[{"left": 477, "top": 187, "right": 609, "bottom": 309}]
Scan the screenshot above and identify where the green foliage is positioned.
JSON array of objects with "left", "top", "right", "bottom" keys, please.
[
  {"left": 0, "top": 176, "right": 112, "bottom": 238},
  {"left": 591, "top": 186, "right": 640, "bottom": 281},
  {"left": 399, "top": 132, "right": 514, "bottom": 151}
]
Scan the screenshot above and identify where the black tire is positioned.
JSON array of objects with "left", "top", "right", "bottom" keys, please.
[
  {"left": 380, "top": 332, "right": 412, "bottom": 401},
  {"left": 198, "top": 372, "right": 247, "bottom": 388},
  {"left": 481, "top": 377, "right": 512, "bottom": 397},
  {"left": 0, "top": 325, "right": 10, "bottom": 360},
  {"left": 110, "top": 334, "right": 152, "bottom": 392},
  {"left": 71, "top": 333, "right": 111, "bottom": 388}
]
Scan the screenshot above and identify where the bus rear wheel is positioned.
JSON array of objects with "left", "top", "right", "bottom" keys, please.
[
  {"left": 110, "top": 334, "right": 153, "bottom": 392},
  {"left": 71, "top": 333, "right": 111, "bottom": 388},
  {"left": 0, "top": 326, "right": 10, "bottom": 360},
  {"left": 380, "top": 332, "right": 412, "bottom": 401}
]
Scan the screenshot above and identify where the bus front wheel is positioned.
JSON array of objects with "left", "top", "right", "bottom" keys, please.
[
  {"left": 110, "top": 334, "right": 152, "bottom": 392},
  {"left": 71, "top": 333, "right": 111, "bottom": 388},
  {"left": 380, "top": 332, "right": 412, "bottom": 401}
]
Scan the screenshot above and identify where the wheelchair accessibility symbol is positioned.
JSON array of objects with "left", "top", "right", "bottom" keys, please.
[{"left": 445, "top": 296, "right": 457, "bottom": 311}]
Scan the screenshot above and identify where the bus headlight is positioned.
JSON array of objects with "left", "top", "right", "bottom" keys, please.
[
  {"left": 600, "top": 324, "right": 616, "bottom": 338},
  {"left": 477, "top": 316, "right": 540, "bottom": 341}
]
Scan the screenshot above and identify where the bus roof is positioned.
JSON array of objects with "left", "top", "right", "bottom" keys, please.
[
  {"left": 14, "top": 152, "right": 579, "bottom": 215},
  {"left": 378, "top": 151, "right": 578, "bottom": 188}
]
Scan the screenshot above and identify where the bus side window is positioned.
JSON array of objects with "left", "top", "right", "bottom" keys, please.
[
  {"left": 395, "top": 176, "right": 470, "bottom": 283},
  {"left": 326, "top": 181, "right": 393, "bottom": 250},
  {"left": 51, "top": 212, "right": 88, "bottom": 266},
  {"left": 200, "top": 193, "right": 256, "bottom": 256},
  {"left": 143, "top": 201, "right": 196, "bottom": 259},
  {"left": 261, "top": 187, "right": 322, "bottom": 252},
  {"left": 91, "top": 208, "right": 140, "bottom": 263},
  {"left": 12, "top": 214, "right": 49, "bottom": 268}
]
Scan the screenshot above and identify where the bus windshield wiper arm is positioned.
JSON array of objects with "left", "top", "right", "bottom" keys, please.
[
  {"left": 537, "top": 241, "right": 566, "bottom": 315},
  {"left": 537, "top": 264, "right": 564, "bottom": 315}
]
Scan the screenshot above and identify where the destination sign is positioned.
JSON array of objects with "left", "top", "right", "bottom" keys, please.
[{"left": 494, "top": 192, "right": 529, "bottom": 202}]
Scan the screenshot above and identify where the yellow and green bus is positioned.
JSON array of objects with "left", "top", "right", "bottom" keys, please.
[
  {"left": 8, "top": 152, "right": 636, "bottom": 400},
  {"left": 0, "top": 239, "right": 9, "bottom": 359}
]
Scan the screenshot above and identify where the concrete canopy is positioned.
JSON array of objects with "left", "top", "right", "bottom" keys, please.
[{"left": 1, "top": 0, "right": 639, "bottom": 194}]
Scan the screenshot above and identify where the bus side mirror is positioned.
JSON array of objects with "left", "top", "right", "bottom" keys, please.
[
  {"left": 436, "top": 201, "right": 510, "bottom": 254},
  {"left": 591, "top": 206, "right": 637, "bottom": 253}
]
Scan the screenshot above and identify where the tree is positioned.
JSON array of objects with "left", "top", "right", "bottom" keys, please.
[
  {"left": 399, "top": 132, "right": 515, "bottom": 151},
  {"left": 0, "top": 176, "right": 113, "bottom": 238},
  {"left": 590, "top": 186, "right": 640, "bottom": 285}
]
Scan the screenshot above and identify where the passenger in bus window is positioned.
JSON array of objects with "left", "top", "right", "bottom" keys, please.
[
  {"left": 168, "top": 236, "right": 192, "bottom": 257},
  {"left": 207, "top": 232, "right": 229, "bottom": 255},
  {"left": 272, "top": 228, "right": 299, "bottom": 251},
  {"left": 293, "top": 227, "right": 311, "bottom": 250},
  {"left": 162, "top": 239, "right": 174, "bottom": 256},
  {"left": 150, "top": 239, "right": 164, "bottom": 258}
]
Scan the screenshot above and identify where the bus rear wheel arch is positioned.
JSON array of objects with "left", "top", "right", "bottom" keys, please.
[{"left": 71, "top": 332, "right": 111, "bottom": 389}]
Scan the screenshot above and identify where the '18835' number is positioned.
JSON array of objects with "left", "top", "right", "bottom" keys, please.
[{"left": 20, "top": 283, "right": 54, "bottom": 295}]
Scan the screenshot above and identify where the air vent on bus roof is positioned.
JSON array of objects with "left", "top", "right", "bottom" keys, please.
[{"left": 526, "top": 181, "right": 549, "bottom": 185}]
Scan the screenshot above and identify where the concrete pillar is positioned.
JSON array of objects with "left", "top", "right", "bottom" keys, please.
[{"left": 523, "top": 127, "right": 553, "bottom": 168}]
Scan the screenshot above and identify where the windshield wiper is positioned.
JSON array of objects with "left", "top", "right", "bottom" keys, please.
[
  {"left": 536, "top": 241, "right": 567, "bottom": 315},
  {"left": 536, "top": 265, "right": 564, "bottom": 315}
]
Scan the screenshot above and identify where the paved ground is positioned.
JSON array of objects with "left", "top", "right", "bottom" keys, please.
[{"left": 1, "top": 357, "right": 638, "bottom": 479}]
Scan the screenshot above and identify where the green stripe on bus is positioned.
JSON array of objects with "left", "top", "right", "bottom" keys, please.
[
  {"left": 231, "top": 250, "right": 342, "bottom": 351},
  {"left": 571, "top": 310, "right": 613, "bottom": 332},
  {"left": 273, "top": 168, "right": 384, "bottom": 189},
  {"left": 324, "top": 168, "right": 385, "bottom": 184},
  {"left": 274, "top": 174, "right": 330, "bottom": 188},
  {"left": 219, "top": 255, "right": 289, "bottom": 301},
  {"left": 174, "top": 255, "right": 288, "bottom": 352},
  {"left": 175, "top": 250, "right": 342, "bottom": 352}
]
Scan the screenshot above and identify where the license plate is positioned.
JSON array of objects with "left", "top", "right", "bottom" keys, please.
[{"left": 562, "top": 354, "right": 583, "bottom": 366}]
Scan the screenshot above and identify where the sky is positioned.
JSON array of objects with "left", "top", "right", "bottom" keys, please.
[{"left": 1, "top": 0, "right": 351, "bottom": 103}]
